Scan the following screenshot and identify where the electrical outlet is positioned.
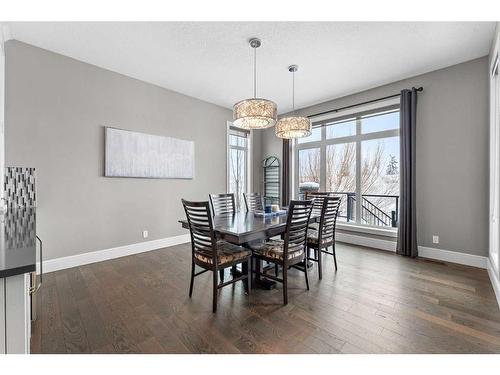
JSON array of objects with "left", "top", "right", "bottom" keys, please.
[
  {"left": 432, "top": 235, "right": 439, "bottom": 244},
  {"left": 143, "top": 230, "right": 149, "bottom": 239}
]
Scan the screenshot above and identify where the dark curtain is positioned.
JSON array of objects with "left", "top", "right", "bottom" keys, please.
[
  {"left": 397, "top": 88, "right": 418, "bottom": 257},
  {"left": 282, "top": 139, "right": 290, "bottom": 206}
]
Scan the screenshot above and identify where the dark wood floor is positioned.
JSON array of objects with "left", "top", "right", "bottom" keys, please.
[{"left": 31, "top": 242, "right": 500, "bottom": 354}]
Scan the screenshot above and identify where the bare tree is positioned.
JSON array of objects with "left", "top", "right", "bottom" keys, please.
[
  {"left": 326, "top": 142, "right": 356, "bottom": 193},
  {"left": 299, "top": 149, "right": 321, "bottom": 184}
]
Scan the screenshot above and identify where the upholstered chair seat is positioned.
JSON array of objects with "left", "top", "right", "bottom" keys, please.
[
  {"left": 194, "top": 241, "right": 251, "bottom": 266},
  {"left": 307, "top": 230, "right": 333, "bottom": 245},
  {"left": 250, "top": 239, "right": 304, "bottom": 261}
]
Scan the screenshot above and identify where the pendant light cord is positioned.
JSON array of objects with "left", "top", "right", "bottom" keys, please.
[
  {"left": 253, "top": 46, "right": 257, "bottom": 98},
  {"left": 292, "top": 70, "right": 295, "bottom": 112}
]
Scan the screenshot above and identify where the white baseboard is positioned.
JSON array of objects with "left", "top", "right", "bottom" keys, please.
[
  {"left": 418, "top": 246, "right": 488, "bottom": 269},
  {"left": 336, "top": 232, "right": 397, "bottom": 252},
  {"left": 43, "top": 234, "right": 190, "bottom": 273},
  {"left": 42, "top": 231, "right": 490, "bottom": 277},
  {"left": 336, "top": 233, "right": 489, "bottom": 270},
  {"left": 487, "top": 259, "right": 500, "bottom": 309}
]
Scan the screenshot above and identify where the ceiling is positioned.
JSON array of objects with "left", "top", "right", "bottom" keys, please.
[{"left": 6, "top": 22, "right": 496, "bottom": 113}]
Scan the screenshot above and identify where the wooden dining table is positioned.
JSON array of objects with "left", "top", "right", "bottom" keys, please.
[{"left": 179, "top": 210, "right": 320, "bottom": 289}]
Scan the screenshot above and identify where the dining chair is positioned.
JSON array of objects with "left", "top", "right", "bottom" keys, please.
[
  {"left": 209, "top": 193, "right": 236, "bottom": 216},
  {"left": 249, "top": 199, "right": 314, "bottom": 305},
  {"left": 182, "top": 199, "right": 251, "bottom": 313},
  {"left": 306, "top": 196, "right": 341, "bottom": 279},
  {"left": 243, "top": 192, "right": 264, "bottom": 212}
]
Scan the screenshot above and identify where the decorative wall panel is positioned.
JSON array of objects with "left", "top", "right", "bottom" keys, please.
[
  {"left": 4, "top": 167, "right": 36, "bottom": 209},
  {"left": 2, "top": 208, "right": 36, "bottom": 250},
  {"left": 105, "top": 127, "right": 195, "bottom": 179}
]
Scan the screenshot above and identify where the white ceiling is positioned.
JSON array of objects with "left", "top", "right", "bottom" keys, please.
[{"left": 6, "top": 22, "right": 496, "bottom": 113}]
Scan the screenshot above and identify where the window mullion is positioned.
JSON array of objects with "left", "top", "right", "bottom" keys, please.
[
  {"left": 355, "top": 118, "right": 362, "bottom": 224},
  {"left": 320, "top": 126, "right": 326, "bottom": 191}
]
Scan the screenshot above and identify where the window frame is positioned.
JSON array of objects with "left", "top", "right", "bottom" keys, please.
[
  {"left": 292, "top": 98, "right": 400, "bottom": 230},
  {"left": 226, "top": 122, "right": 252, "bottom": 210},
  {"left": 489, "top": 52, "right": 500, "bottom": 274}
]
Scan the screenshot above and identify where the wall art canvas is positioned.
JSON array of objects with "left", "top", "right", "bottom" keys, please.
[{"left": 105, "top": 127, "right": 194, "bottom": 179}]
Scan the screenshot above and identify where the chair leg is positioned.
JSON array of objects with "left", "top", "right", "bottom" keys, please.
[
  {"left": 317, "top": 247, "right": 323, "bottom": 280},
  {"left": 282, "top": 266, "right": 288, "bottom": 305},
  {"left": 219, "top": 269, "right": 225, "bottom": 282},
  {"left": 333, "top": 244, "right": 338, "bottom": 271},
  {"left": 255, "top": 258, "right": 262, "bottom": 281},
  {"left": 275, "top": 264, "right": 279, "bottom": 276},
  {"left": 212, "top": 270, "right": 218, "bottom": 313},
  {"left": 304, "top": 258, "right": 310, "bottom": 291},
  {"left": 189, "top": 262, "right": 195, "bottom": 297},
  {"left": 246, "top": 259, "right": 251, "bottom": 295}
]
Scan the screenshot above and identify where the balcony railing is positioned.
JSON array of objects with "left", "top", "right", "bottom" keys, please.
[{"left": 299, "top": 190, "right": 399, "bottom": 228}]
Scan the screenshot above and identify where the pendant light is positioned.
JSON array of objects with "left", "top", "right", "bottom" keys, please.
[
  {"left": 275, "top": 65, "right": 312, "bottom": 139},
  {"left": 233, "top": 38, "right": 277, "bottom": 130}
]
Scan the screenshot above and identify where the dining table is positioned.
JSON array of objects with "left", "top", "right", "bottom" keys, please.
[{"left": 179, "top": 210, "right": 320, "bottom": 289}]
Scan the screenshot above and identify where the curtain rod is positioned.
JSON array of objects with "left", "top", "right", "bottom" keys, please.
[{"left": 307, "top": 86, "right": 423, "bottom": 119}]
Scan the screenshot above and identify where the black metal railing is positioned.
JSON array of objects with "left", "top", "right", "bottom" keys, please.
[
  {"left": 336, "top": 192, "right": 399, "bottom": 227},
  {"left": 299, "top": 191, "right": 399, "bottom": 227}
]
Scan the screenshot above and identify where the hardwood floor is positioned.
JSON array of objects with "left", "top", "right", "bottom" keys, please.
[{"left": 31, "top": 243, "right": 500, "bottom": 354}]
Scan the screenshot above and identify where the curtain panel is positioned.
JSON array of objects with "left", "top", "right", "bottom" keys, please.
[{"left": 397, "top": 88, "right": 418, "bottom": 257}]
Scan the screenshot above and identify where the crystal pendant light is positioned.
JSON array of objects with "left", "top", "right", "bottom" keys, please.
[
  {"left": 233, "top": 38, "right": 277, "bottom": 130},
  {"left": 275, "top": 65, "right": 312, "bottom": 139}
]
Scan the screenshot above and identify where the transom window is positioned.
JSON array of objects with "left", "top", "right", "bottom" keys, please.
[{"left": 294, "top": 106, "right": 400, "bottom": 228}]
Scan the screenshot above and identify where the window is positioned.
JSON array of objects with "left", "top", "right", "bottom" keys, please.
[
  {"left": 227, "top": 125, "right": 251, "bottom": 210},
  {"left": 295, "top": 105, "right": 400, "bottom": 228},
  {"left": 361, "top": 110, "right": 399, "bottom": 134},
  {"left": 298, "top": 126, "right": 321, "bottom": 144},
  {"left": 326, "top": 118, "right": 356, "bottom": 139},
  {"left": 298, "top": 148, "right": 321, "bottom": 193},
  {"left": 326, "top": 142, "right": 357, "bottom": 221}
]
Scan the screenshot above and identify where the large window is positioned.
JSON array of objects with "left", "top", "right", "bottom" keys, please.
[
  {"left": 227, "top": 125, "right": 250, "bottom": 209},
  {"left": 295, "top": 106, "right": 400, "bottom": 228}
]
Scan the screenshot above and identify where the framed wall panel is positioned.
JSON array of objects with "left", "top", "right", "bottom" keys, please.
[{"left": 105, "top": 127, "right": 195, "bottom": 179}]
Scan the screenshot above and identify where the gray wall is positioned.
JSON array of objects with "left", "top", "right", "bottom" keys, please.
[
  {"left": 260, "top": 57, "right": 490, "bottom": 257},
  {"left": 251, "top": 129, "right": 263, "bottom": 192},
  {"left": 5, "top": 40, "right": 232, "bottom": 261}
]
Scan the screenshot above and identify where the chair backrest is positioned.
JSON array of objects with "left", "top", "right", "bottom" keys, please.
[
  {"left": 283, "top": 199, "right": 314, "bottom": 261},
  {"left": 305, "top": 192, "right": 334, "bottom": 216},
  {"left": 182, "top": 199, "right": 218, "bottom": 265},
  {"left": 305, "top": 191, "right": 334, "bottom": 199},
  {"left": 318, "top": 196, "right": 342, "bottom": 243},
  {"left": 209, "top": 193, "right": 236, "bottom": 216},
  {"left": 243, "top": 192, "right": 264, "bottom": 212}
]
